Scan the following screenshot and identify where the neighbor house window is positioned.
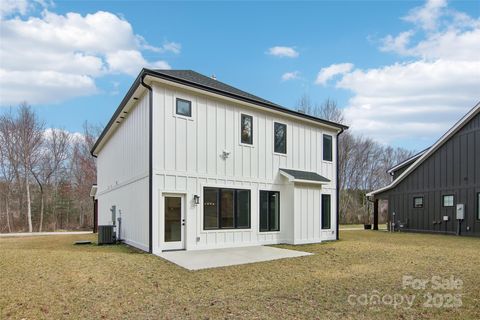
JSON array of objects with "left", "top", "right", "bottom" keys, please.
[
  {"left": 413, "top": 197, "right": 424, "bottom": 208},
  {"left": 176, "top": 98, "right": 192, "bottom": 117},
  {"left": 443, "top": 195, "right": 454, "bottom": 207},
  {"left": 322, "top": 194, "right": 331, "bottom": 229},
  {"left": 477, "top": 193, "right": 480, "bottom": 220},
  {"left": 323, "top": 134, "right": 333, "bottom": 161},
  {"left": 241, "top": 114, "right": 253, "bottom": 145},
  {"left": 274, "top": 122, "right": 287, "bottom": 154},
  {"left": 203, "top": 187, "right": 250, "bottom": 230},
  {"left": 259, "top": 191, "right": 280, "bottom": 232}
]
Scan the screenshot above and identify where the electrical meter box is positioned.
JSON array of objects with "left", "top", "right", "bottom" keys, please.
[{"left": 456, "top": 204, "right": 465, "bottom": 220}]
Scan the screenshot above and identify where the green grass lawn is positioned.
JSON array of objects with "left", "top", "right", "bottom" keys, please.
[{"left": 1, "top": 232, "right": 479, "bottom": 319}]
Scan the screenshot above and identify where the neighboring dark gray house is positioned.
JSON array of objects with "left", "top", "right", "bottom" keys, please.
[{"left": 368, "top": 102, "right": 480, "bottom": 236}]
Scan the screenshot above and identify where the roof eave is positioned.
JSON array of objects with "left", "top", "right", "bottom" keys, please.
[
  {"left": 145, "top": 68, "right": 348, "bottom": 131},
  {"left": 92, "top": 68, "right": 349, "bottom": 157}
]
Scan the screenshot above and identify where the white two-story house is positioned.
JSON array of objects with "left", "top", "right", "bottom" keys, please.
[{"left": 91, "top": 69, "right": 347, "bottom": 255}]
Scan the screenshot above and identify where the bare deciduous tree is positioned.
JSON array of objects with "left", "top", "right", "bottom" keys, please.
[
  {"left": 297, "top": 95, "right": 415, "bottom": 224},
  {"left": 0, "top": 104, "right": 100, "bottom": 233}
]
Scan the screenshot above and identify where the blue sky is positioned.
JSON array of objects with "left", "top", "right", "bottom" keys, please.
[{"left": 0, "top": 0, "right": 479, "bottom": 151}]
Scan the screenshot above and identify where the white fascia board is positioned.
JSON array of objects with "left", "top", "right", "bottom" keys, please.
[
  {"left": 147, "top": 76, "right": 344, "bottom": 133},
  {"left": 93, "top": 85, "right": 147, "bottom": 155}
]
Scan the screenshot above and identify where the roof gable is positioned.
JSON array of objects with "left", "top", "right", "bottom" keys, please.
[{"left": 368, "top": 101, "right": 480, "bottom": 197}]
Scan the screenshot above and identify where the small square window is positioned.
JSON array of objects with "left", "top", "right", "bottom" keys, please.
[
  {"left": 413, "top": 197, "right": 424, "bottom": 208},
  {"left": 241, "top": 114, "right": 253, "bottom": 145},
  {"left": 176, "top": 98, "right": 192, "bottom": 117},
  {"left": 443, "top": 195, "right": 454, "bottom": 207}
]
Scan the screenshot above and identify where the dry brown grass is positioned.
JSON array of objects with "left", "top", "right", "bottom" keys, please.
[{"left": 1, "top": 231, "right": 479, "bottom": 319}]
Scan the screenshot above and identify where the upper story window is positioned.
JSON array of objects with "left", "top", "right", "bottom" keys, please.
[
  {"left": 323, "top": 134, "right": 333, "bottom": 161},
  {"left": 241, "top": 114, "right": 253, "bottom": 145},
  {"left": 176, "top": 98, "right": 192, "bottom": 117},
  {"left": 443, "top": 195, "right": 454, "bottom": 207},
  {"left": 274, "top": 122, "right": 287, "bottom": 154},
  {"left": 413, "top": 196, "right": 424, "bottom": 208}
]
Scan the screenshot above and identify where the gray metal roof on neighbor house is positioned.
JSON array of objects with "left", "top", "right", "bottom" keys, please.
[
  {"left": 387, "top": 148, "right": 429, "bottom": 174},
  {"left": 280, "top": 169, "right": 331, "bottom": 183},
  {"left": 368, "top": 101, "right": 480, "bottom": 197},
  {"left": 91, "top": 68, "right": 348, "bottom": 156}
]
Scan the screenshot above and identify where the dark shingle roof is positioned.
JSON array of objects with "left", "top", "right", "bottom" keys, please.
[
  {"left": 280, "top": 168, "right": 330, "bottom": 183},
  {"left": 91, "top": 68, "right": 348, "bottom": 156},
  {"left": 153, "top": 70, "right": 280, "bottom": 107}
]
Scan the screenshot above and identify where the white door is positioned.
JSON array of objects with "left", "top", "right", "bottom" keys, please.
[{"left": 163, "top": 195, "right": 185, "bottom": 250}]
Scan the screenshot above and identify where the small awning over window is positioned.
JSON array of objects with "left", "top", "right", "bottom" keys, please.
[{"left": 279, "top": 168, "right": 330, "bottom": 185}]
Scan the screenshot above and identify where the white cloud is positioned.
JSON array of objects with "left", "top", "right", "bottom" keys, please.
[
  {"left": 0, "top": 5, "right": 177, "bottom": 105},
  {"left": 315, "top": 63, "right": 354, "bottom": 86},
  {"left": 106, "top": 50, "right": 170, "bottom": 76},
  {"left": 381, "top": 1, "right": 480, "bottom": 60},
  {"left": 138, "top": 38, "right": 181, "bottom": 54},
  {"left": 323, "top": 0, "right": 480, "bottom": 144},
  {"left": 0, "top": 0, "right": 49, "bottom": 18},
  {"left": 403, "top": 0, "right": 447, "bottom": 31},
  {"left": 281, "top": 71, "right": 300, "bottom": 81},
  {"left": 0, "top": 69, "right": 97, "bottom": 104},
  {"left": 267, "top": 46, "right": 299, "bottom": 58},
  {"left": 338, "top": 59, "right": 479, "bottom": 142}
]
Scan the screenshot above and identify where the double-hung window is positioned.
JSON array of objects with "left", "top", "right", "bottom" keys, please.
[{"left": 413, "top": 197, "right": 424, "bottom": 208}]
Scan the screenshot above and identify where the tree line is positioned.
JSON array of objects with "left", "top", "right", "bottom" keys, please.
[
  {"left": 297, "top": 95, "right": 415, "bottom": 224},
  {"left": 0, "top": 98, "right": 414, "bottom": 232},
  {"left": 0, "top": 103, "right": 98, "bottom": 232}
]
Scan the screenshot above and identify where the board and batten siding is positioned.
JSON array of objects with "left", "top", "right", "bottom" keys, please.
[
  {"left": 384, "top": 111, "right": 480, "bottom": 236},
  {"left": 97, "top": 91, "right": 150, "bottom": 251},
  {"left": 150, "top": 82, "right": 338, "bottom": 251}
]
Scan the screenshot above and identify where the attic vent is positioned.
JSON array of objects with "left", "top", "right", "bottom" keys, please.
[{"left": 211, "top": 74, "right": 217, "bottom": 80}]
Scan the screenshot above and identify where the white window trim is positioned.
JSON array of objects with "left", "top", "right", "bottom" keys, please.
[
  {"left": 239, "top": 113, "right": 254, "bottom": 147},
  {"left": 173, "top": 93, "right": 195, "bottom": 121},
  {"left": 199, "top": 184, "right": 254, "bottom": 233},
  {"left": 273, "top": 121, "right": 287, "bottom": 156}
]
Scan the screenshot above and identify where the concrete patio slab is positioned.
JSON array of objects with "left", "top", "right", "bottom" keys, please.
[{"left": 158, "top": 245, "right": 312, "bottom": 270}]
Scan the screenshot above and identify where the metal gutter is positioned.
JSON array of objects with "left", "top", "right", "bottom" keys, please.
[
  {"left": 336, "top": 127, "right": 344, "bottom": 240},
  {"left": 140, "top": 75, "right": 153, "bottom": 254},
  {"left": 91, "top": 68, "right": 348, "bottom": 156}
]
